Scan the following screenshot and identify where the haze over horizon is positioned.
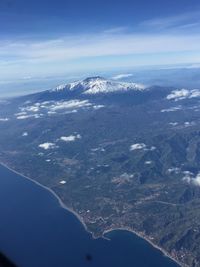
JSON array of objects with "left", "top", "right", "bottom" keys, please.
[{"left": 1, "top": 0, "right": 200, "bottom": 83}]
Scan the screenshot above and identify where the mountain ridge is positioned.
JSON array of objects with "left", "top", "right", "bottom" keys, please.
[{"left": 51, "top": 76, "right": 146, "bottom": 95}]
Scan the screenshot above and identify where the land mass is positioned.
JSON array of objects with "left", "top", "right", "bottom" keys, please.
[
  {"left": 0, "top": 77, "right": 200, "bottom": 266},
  {"left": 0, "top": 161, "right": 182, "bottom": 267}
]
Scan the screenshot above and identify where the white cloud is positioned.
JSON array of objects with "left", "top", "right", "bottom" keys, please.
[
  {"left": 145, "top": 161, "right": 152, "bottom": 165},
  {"left": 60, "top": 134, "right": 81, "bottom": 142},
  {"left": 21, "top": 99, "right": 91, "bottom": 112},
  {"left": 112, "top": 74, "right": 133, "bottom": 80},
  {"left": 25, "top": 106, "right": 40, "bottom": 112},
  {"left": 166, "top": 89, "right": 190, "bottom": 101},
  {"left": 0, "top": 117, "right": 9, "bottom": 121},
  {"left": 2, "top": 33, "right": 200, "bottom": 64},
  {"left": 130, "top": 143, "right": 156, "bottom": 151},
  {"left": 1, "top": 29, "right": 200, "bottom": 79},
  {"left": 183, "top": 172, "right": 200, "bottom": 186},
  {"left": 193, "top": 176, "right": 200, "bottom": 186},
  {"left": 161, "top": 106, "right": 182, "bottom": 112},
  {"left": 22, "top": 132, "right": 28, "bottom": 137},
  {"left": 59, "top": 180, "right": 66, "bottom": 185},
  {"left": 38, "top": 142, "right": 57, "bottom": 150},
  {"left": 93, "top": 105, "right": 105, "bottom": 110},
  {"left": 1, "top": 11, "right": 200, "bottom": 79},
  {"left": 130, "top": 143, "right": 147, "bottom": 151},
  {"left": 16, "top": 99, "right": 93, "bottom": 118},
  {"left": 50, "top": 100, "right": 91, "bottom": 111},
  {"left": 16, "top": 115, "right": 31, "bottom": 120},
  {"left": 15, "top": 111, "right": 27, "bottom": 116},
  {"left": 16, "top": 114, "right": 42, "bottom": 120},
  {"left": 166, "top": 89, "right": 200, "bottom": 101},
  {"left": 64, "top": 109, "right": 78, "bottom": 114},
  {"left": 140, "top": 11, "right": 200, "bottom": 31}
]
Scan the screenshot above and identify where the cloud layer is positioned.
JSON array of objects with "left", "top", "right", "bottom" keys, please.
[
  {"left": 1, "top": 33, "right": 200, "bottom": 66},
  {"left": 130, "top": 143, "right": 156, "bottom": 151},
  {"left": 167, "top": 89, "right": 200, "bottom": 101},
  {"left": 112, "top": 74, "right": 133, "bottom": 80},
  {"left": 39, "top": 142, "right": 57, "bottom": 150},
  {"left": 1, "top": 10, "right": 200, "bottom": 79},
  {"left": 60, "top": 134, "right": 81, "bottom": 142},
  {"left": 15, "top": 99, "right": 95, "bottom": 119},
  {"left": 183, "top": 172, "right": 200, "bottom": 186}
]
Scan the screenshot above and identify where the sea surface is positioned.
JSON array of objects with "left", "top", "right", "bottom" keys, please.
[{"left": 0, "top": 164, "right": 179, "bottom": 267}]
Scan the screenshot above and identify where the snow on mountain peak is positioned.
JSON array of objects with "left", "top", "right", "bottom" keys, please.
[{"left": 52, "top": 77, "right": 146, "bottom": 94}]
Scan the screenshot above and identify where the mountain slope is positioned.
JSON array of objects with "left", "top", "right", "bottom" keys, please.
[
  {"left": 19, "top": 77, "right": 173, "bottom": 105},
  {"left": 51, "top": 76, "right": 146, "bottom": 94},
  {"left": 1, "top": 77, "right": 200, "bottom": 266}
]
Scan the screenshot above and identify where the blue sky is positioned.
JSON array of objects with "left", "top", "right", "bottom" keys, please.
[{"left": 1, "top": 0, "right": 200, "bottom": 81}]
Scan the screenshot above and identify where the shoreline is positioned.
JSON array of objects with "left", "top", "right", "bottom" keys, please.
[
  {"left": 103, "top": 228, "right": 183, "bottom": 267},
  {"left": 0, "top": 161, "right": 184, "bottom": 267},
  {"left": 0, "top": 161, "right": 89, "bottom": 234}
]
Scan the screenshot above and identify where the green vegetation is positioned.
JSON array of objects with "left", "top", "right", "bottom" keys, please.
[{"left": 0, "top": 90, "right": 200, "bottom": 266}]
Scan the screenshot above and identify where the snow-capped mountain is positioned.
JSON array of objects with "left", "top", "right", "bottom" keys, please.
[{"left": 51, "top": 76, "right": 146, "bottom": 95}]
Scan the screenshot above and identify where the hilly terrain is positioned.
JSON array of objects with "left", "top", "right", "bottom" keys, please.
[{"left": 1, "top": 77, "right": 200, "bottom": 266}]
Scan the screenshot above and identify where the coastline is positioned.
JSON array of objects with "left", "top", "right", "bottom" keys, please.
[
  {"left": 0, "top": 161, "right": 184, "bottom": 267},
  {"left": 103, "top": 228, "right": 184, "bottom": 267},
  {"left": 0, "top": 161, "right": 89, "bottom": 234}
]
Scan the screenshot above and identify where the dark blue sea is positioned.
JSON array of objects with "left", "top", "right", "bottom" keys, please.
[{"left": 0, "top": 164, "right": 179, "bottom": 267}]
